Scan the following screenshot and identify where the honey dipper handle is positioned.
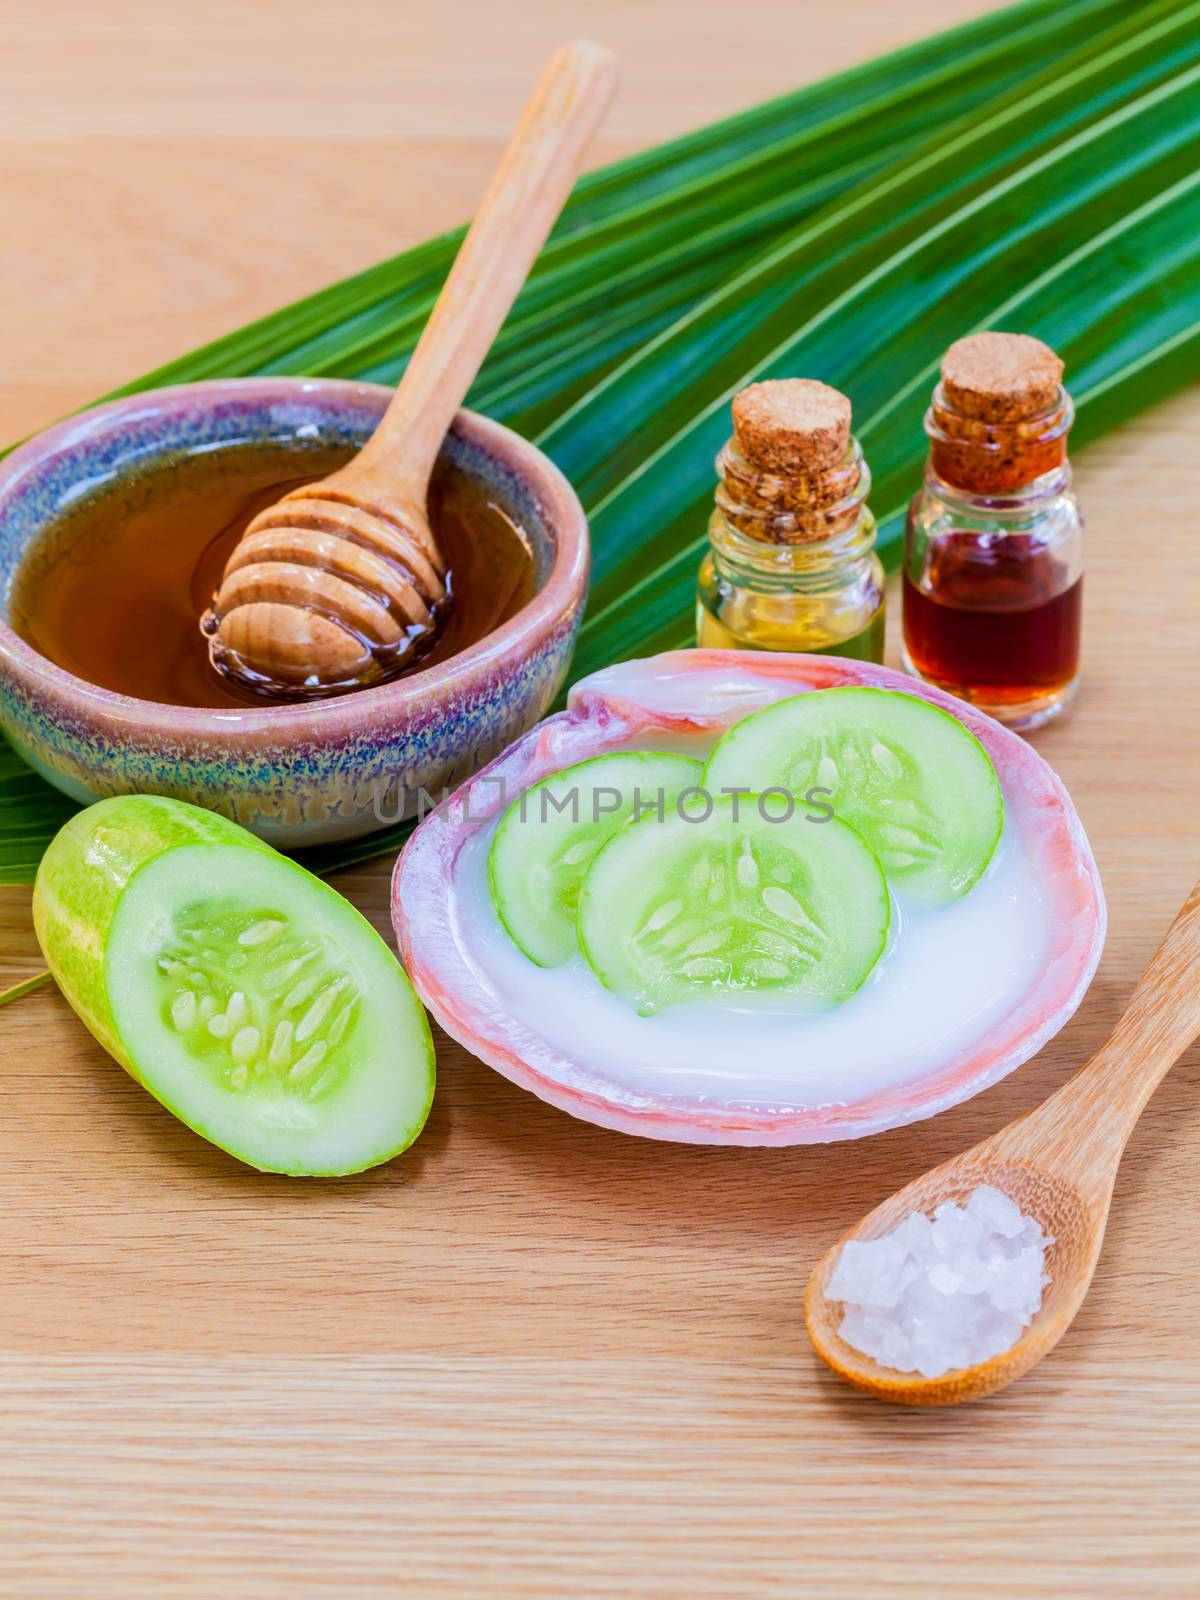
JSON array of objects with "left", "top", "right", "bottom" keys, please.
[
  {"left": 349, "top": 40, "right": 618, "bottom": 497},
  {"left": 996, "top": 874, "right": 1200, "bottom": 1190}
]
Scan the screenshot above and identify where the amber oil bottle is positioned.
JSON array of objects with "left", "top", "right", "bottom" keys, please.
[
  {"left": 902, "top": 332, "right": 1083, "bottom": 730},
  {"left": 696, "top": 379, "right": 885, "bottom": 661}
]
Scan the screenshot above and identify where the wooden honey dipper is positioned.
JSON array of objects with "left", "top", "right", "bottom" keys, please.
[{"left": 205, "top": 40, "right": 618, "bottom": 697}]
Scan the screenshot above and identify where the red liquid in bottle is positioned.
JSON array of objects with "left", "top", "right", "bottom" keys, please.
[{"left": 903, "top": 531, "right": 1081, "bottom": 715}]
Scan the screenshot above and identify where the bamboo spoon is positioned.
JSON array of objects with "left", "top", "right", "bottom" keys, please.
[
  {"left": 805, "top": 875, "right": 1200, "bottom": 1406},
  {"left": 205, "top": 39, "right": 618, "bottom": 697}
]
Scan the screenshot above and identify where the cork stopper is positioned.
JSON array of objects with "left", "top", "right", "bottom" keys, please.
[
  {"left": 941, "top": 332, "right": 1064, "bottom": 423},
  {"left": 732, "top": 379, "right": 852, "bottom": 473}
]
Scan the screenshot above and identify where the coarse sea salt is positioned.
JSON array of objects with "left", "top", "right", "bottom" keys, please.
[{"left": 827, "top": 1185, "right": 1053, "bottom": 1379}]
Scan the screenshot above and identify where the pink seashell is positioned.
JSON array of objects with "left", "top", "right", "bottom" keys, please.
[{"left": 391, "top": 650, "right": 1105, "bottom": 1145}]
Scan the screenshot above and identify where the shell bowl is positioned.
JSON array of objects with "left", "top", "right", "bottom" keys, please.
[{"left": 392, "top": 649, "right": 1107, "bottom": 1145}]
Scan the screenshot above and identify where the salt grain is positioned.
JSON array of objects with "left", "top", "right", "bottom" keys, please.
[{"left": 827, "top": 1185, "right": 1052, "bottom": 1379}]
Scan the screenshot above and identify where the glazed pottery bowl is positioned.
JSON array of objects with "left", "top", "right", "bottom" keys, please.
[
  {"left": 393, "top": 650, "right": 1107, "bottom": 1146},
  {"left": 0, "top": 379, "right": 589, "bottom": 847}
]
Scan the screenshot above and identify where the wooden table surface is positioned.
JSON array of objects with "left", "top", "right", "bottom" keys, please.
[{"left": 2, "top": 2, "right": 1198, "bottom": 1594}]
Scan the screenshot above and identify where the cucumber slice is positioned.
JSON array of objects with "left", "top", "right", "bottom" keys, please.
[
  {"left": 489, "top": 750, "right": 704, "bottom": 966},
  {"left": 704, "top": 687, "right": 1003, "bottom": 906},
  {"left": 33, "top": 795, "right": 434, "bottom": 1176},
  {"left": 577, "top": 795, "right": 890, "bottom": 1014}
]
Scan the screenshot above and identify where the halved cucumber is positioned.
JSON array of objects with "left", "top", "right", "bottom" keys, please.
[
  {"left": 577, "top": 795, "right": 890, "bottom": 1014},
  {"left": 33, "top": 795, "right": 434, "bottom": 1176},
  {"left": 704, "top": 688, "right": 1003, "bottom": 906},
  {"left": 489, "top": 750, "right": 703, "bottom": 966}
]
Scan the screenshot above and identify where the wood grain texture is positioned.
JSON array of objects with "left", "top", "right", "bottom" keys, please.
[
  {"left": 806, "top": 873, "right": 1200, "bottom": 1404},
  {"left": 210, "top": 39, "right": 617, "bottom": 692},
  {"left": 1, "top": 0, "right": 1199, "bottom": 1594}
]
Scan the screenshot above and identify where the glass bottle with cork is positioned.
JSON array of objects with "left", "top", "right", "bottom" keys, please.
[
  {"left": 696, "top": 379, "right": 885, "bottom": 661},
  {"left": 902, "top": 332, "right": 1083, "bottom": 730}
]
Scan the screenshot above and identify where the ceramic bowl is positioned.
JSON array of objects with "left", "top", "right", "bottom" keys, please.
[
  {"left": 0, "top": 378, "right": 589, "bottom": 847},
  {"left": 393, "top": 650, "right": 1107, "bottom": 1145}
]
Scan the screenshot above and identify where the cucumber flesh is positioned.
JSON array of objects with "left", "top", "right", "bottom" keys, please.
[
  {"left": 34, "top": 796, "right": 434, "bottom": 1176},
  {"left": 489, "top": 750, "right": 703, "bottom": 967},
  {"left": 577, "top": 795, "right": 890, "bottom": 1014},
  {"left": 704, "top": 687, "right": 1003, "bottom": 907}
]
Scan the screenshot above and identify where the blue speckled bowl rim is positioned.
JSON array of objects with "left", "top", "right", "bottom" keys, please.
[{"left": 0, "top": 378, "right": 589, "bottom": 737}]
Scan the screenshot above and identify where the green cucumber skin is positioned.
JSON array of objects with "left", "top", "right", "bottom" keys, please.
[
  {"left": 704, "top": 687, "right": 1003, "bottom": 906},
  {"left": 33, "top": 796, "right": 435, "bottom": 1176},
  {"left": 34, "top": 796, "right": 274, "bottom": 1077},
  {"left": 489, "top": 750, "right": 704, "bottom": 968},
  {"left": 577, "top": 797, "right": 891, "bottom": 1012}
]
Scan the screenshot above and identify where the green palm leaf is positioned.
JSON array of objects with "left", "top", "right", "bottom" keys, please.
[
  {"left": 1, "top": 0, "right": 1196, "bottom": 887},
  {"left": 46, "top": 0, "right": 1131, "bottom": 412},
  {"left": 0, "top": 740, "right": 79, "bottom": 887},
  {"left": 557, "top": 0, "right": 1200, "bottom": 679}
]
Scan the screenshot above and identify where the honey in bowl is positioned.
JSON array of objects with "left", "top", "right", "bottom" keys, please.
[{"left": 9, "top": 438, "right": 537, "bottom": 709}]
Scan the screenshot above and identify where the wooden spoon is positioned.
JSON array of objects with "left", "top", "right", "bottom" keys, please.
[
  {"left": 805, "top": 874, "right": 1200, "bottom": 1405},
  {"left": 206, "top": 39, "right": 618, "bottom": 696}
]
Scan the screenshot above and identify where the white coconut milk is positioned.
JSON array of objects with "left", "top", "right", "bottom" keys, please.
[{"left": 452, "top": 729, "right": 1050, "bottom": 1113}]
